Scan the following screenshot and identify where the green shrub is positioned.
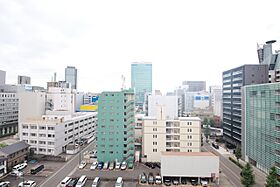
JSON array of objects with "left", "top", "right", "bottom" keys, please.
[{"left": 229, "top": 157, "right": 244, "bottom": 169}]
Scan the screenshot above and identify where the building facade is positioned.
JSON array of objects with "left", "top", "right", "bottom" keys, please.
[
  {"left": 0, "top": 92, "right": 18, "bottom": 137},
  {"left": 145, "top": 94, "right": 179, "bottom": 119},
  {"left": 0, "top": 70, "right": 6, "bottom": 85},
  {"left": 222, "top": 64, "right": 268, "bottom": 147},
  {"left": 131, "top": 62, "right": 152, "bottom": 108},
  {"left": 182, "top": 81, "right": 206, "bottom": 92},
  {"left": 243, "top": 83, "right": 280, "bottom": 175},
  {"left": 20, "top": 112, "right": 96, "bottom": 156},
  {"left": 97, "top": 90, "right": 135, "bottom": 163},
  {"left": 210, "top": 85, "right": 222, "bottom": 117},
  {"left": 0, "top": 157, "right": 7, "bottom": 177},
  {"left": 65, "top": 66, "right": 77, "bottom": 90},
  {"left": 143, "top": 107, "right": 201, "bottom": 162},
  {"left": 18, "top": 76, "right": 31, "bottom": 85}
]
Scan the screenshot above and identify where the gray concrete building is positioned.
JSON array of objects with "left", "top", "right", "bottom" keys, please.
[
  {"left": 182, "top": 81, "right": 206, "bottom": 92},
  {"left": 222, "top": 64, "right": 268, "bottom": 148},
  {"left": 0, "top": 70, "right": 5, "bottom": 85},
  {"left": 18, "top": 75, "right": 31, "bottom": 85}
]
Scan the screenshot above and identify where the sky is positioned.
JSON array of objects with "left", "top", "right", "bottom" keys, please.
[{"left": 1, "top": 0, "right": 280, "bottom": 93}]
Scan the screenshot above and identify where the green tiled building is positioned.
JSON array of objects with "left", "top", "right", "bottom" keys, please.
[
  {"left": 243, "top": 83, "right": 280, "bottom": 175},
  {"left": 97, "top": 89, "right": 135, "bottom": 163}
]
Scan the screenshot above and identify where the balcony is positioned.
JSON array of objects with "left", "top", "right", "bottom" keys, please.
[{"left": 166, "top": 129, "right": 180, "bottom": 134}]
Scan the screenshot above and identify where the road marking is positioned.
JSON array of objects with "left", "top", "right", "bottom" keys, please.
[{"left": 39, "top": 141, "right": 95, "bottom": 187}]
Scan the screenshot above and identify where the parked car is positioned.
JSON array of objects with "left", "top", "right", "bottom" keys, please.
[
  {"left": 212, "top": 142, "right": 219, "bottom": 149},
  {"left": 148, "top": 173, "right": 154, "bottom": 184},
  {"left": 90, "top": 162, "right": 98, "bottom": 170},
  {"left": 191, "top": 178, "right": 198, "bottom": 185},
  {"left": 60, "top": 176, "right": 72, "bottom": 187},
  {"left": 139, "top": 173, "right": 147, "bottom": 183},
  {"left": 78, "top": 161, "right": 87, "bottom": 169},
  {"left": 66, "top": 178, "right": 78, "bottom": 187},
  {"left": 181, "top": 178, "right": 187, "bottom": 184},
  {"left": 89, "top": 150, "right": 97, "bottom": 158},
  {"left": 10, "top": 170, "right": 23, "bottom": 177},
  {"left": 18, "top": 180, "right": 36, "bottom": 187},
  {"left": 172, "top": 179, "right": 179, "bottom": 185},
  {"left": 109, "top": 161, "right": 115, "bottom": 170},
  {"left": 76, "top": 175, "right": 87, "bottom": 187},
  {"left": 115, "top": 162, "right": 121, "bottom": 169},
  {"left": 200, "top": 178, "right": 208, "bottom": 187},
  {"left": 103, "top": 162, "right": 109, "bottom": 170},
  {"left": 13, "top": 162, "right": 27, "bottom": 171},
  {"left": 0, "top": 181, "right": 10, "bottom": 187},
  {"left": 115, "top": 177, "right": 123, "bottom": 187},
  {"left": 120, "top": 161, "right": 127, "bottom": 170},
  {"left": 155, "top": 175, "right": 162, "bottom": 184},
  {"left": 164, "top": 178, "right": 171, "bottom": 186},
  {"left": 154, "top": 162, "right": 161, "bottom": 168},
  {"left": 127, "top": 162, "right": 133, "bottom": 169},
  {"left": 92, "top": 177, "right": 100, "bottom": 187},
  {"left": 30, "top": 164, "right": 44, "bottom": 175},
  {"left": 97, "top": 162, "right": 104, "bottom": 170},
  {"left": 145, "top": 162, "right": 155, "bottom": 169}
]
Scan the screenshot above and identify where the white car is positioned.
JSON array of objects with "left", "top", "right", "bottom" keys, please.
[
  {"left": 78, "top": 161, "right": 87, "bottom": 169},
  {"left": 90, "top": 162, "right": 98, "bottom": 170},
  {"left": 115, "top": 162, "right": 121, "bottom": 169},
  {"left": 201, "top": 179, "right": 208, "bottom": 187},
  {"left": 0, "top": 181, "right": 10, "bottom": 187},
  {"left": 155, "top": 175, "right": 162, "bottom": 184},
  {"left": 18, "top": 180, "right": 36, "bottom": 187},
  {"left": 10, "top": 170, "right": 23, "bottom": 177},
  {"left": 13, "top": 162, "right": 27, "bottom": 171},
  {"left": 120, "top": 161, "right": 127, "bottom": 170}
]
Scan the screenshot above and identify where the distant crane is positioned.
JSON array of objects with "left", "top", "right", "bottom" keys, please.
[{"left": 121, "top": 75, "right": 126, "bottom": 90}]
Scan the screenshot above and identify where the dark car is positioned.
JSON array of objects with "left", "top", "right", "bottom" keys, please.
[
  {"left": 154, "top": 162, "right": 161, "bottom": 168},
  {"left": 66, "top": 178, "right": 78, "bottom": 187},
  {"left": 191, "top": 178, "right": 198, "bottom": 186},
  {"left": 164, "top": 178, "right": 172, "bottom": 186},
  {"left": 148, "top": 173, "right": 154, "bottom": 184},
  {"left": 97, "top": 162, "right": 104, "bottom": 170},
  {"left": 181, "top": 178, "right": 187, "bottom": 184}
]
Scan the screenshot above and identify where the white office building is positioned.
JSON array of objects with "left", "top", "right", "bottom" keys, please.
[
  {"left": 209, "top": 86, "right": 222, "bottom": 117},
  {"left": 145, "top": 94, "right": 179, "bottom": 119},
  {"left": 143, "top": 107, "right": 201, "bottom": 162},
  {"left": 20, "top": 112, "right": 96, "bottom": 156}
]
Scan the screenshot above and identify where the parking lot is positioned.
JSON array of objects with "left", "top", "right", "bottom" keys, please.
[{"left": 1, "top": 160, "right": 66, "bottom": 187}]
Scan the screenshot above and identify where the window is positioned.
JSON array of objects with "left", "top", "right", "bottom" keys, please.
[
  {"left": 153, "top": 149, "right": 157, "bottom": 152},
  {"left": 39, "top": 126, "right": 46, "bottom": 130},
  {"left": 48, "top": 142, "right": 54, "bottom": 145},
  {"left": 153, "top": 135, "right": 157, "bottom": 138},
  {"left": 30, "top": 140, "right": 37, "bottom": 144},
  {"left": 22, "top": 133, "right": 28, "bottom": 136},
  {"left": 153, "top": 121, "right": 157, "bottom": 125},
  {"left": 39, "top": 134, "right": 46, "bottom": 137},
  {"left": 153, "top": 128, "right": 157, "bottom": 132},
  {"left": 48, "top": 127, "right": 55, "bottom": 130},
  {"left": 30, "top": 133, "right": 36, "bottom": 137},
  {"left": 153, "top": 142, "right": 157, "bottom": 145},
  {"left": 30, "top": 125, "right": 37, "bottom": 129},
  {"left": 39, "top": 141, "right": 46, "bottom": 145},
  {"left": 22, "top": 125, "right": 28, "bottom": 129}
]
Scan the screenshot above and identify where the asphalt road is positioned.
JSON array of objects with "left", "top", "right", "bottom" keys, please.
[
  {"left": 203, "top": 144, "right": 242, "bottom": 187},
  {"left": 38, "top": 141, "right": 96, "bottom": 187}
]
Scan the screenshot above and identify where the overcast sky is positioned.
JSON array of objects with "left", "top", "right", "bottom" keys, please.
[{"left": 1, "top": 0, "right": 280, "bottom": 93}]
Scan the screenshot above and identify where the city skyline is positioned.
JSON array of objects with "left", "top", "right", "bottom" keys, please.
[{"left": 1, "top": 0, "right": 280, "bottom": 93}]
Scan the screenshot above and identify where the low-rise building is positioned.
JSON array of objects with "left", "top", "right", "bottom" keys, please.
[
  {"left": 0, "top": 141, "right": 29, "bottom": 171},
  {"left": 20, "top": 112, "right": 96, "bottom": 156},
  {"left": 143, "top": 107, "right": 201, "bottom": 162},
  {"left": 161, "top": 152, "right": 219, "bottom": 184}
]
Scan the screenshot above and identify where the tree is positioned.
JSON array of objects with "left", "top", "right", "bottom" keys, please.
[
  {"left": 266, "top": 166, "right": 280, "bottom": 187},
  {"left": 241, "top": 163, "right": 255, "bottom": 187},
  {"left": 203, "top": 118, "right": 209, "bottom": 126},
  {"left": 235, "top": 146, "right": 242, "bottom": 162},
  {"left": 204, "top": 124, "right": 210, "bottom": 141},
  {"left": 209, "top": 118, "right": 215, "bottom": 127}
]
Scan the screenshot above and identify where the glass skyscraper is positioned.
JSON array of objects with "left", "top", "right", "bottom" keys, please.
[
  {"left": 65, "top": 66, "right": 77, "bottom": 90},
  {"left": 131, "top": 62, "right": 152, "bottom": 108}
]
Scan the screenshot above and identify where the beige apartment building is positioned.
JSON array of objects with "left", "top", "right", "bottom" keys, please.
[{"left": 143, "top": 107, "right": 201, "bottom": 162}]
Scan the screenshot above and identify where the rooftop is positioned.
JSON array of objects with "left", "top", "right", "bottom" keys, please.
[
  {"left": 161, "top": 152, "right": 216, "bottom": 157},
  {"left": 0, "top": 141, "right": 29, "bottom": 155}
]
